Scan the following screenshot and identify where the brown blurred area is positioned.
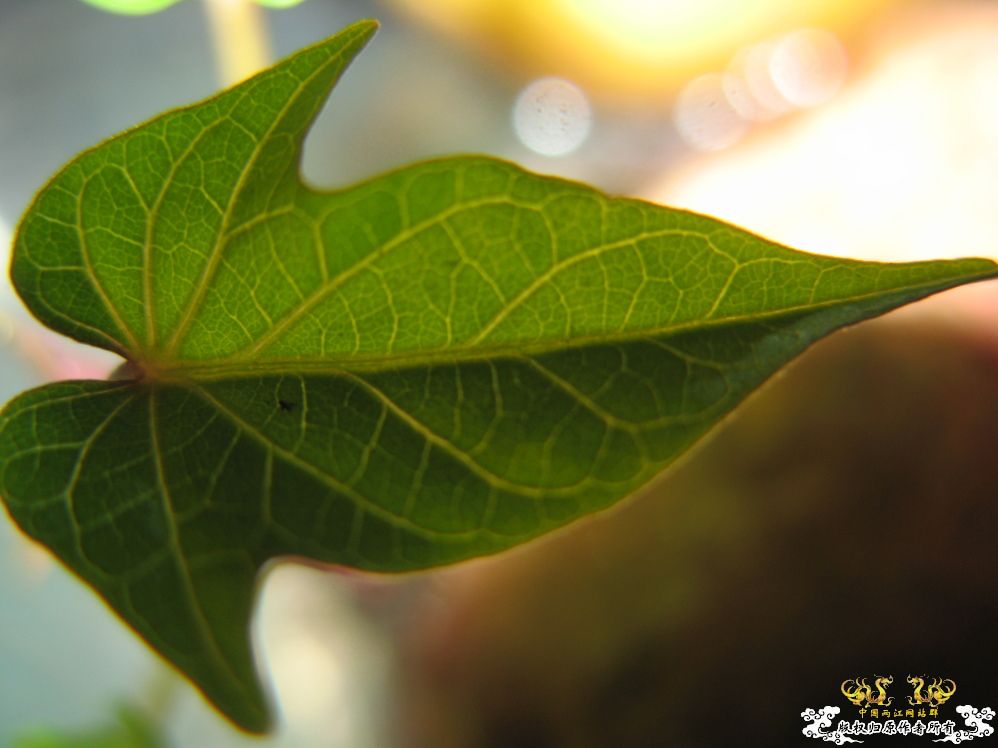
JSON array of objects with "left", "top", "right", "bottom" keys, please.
[{"left": 391, "top": 301, "right": 998, "bottom": 747}]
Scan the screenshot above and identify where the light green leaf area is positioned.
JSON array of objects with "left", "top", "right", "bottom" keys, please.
[{"left": 2, "top": 19, "right": 996, "bottom": 733}]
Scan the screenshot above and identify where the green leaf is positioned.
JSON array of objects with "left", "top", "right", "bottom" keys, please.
[{"left": 1, "top": 18, "right": 995, "bottom": 733}]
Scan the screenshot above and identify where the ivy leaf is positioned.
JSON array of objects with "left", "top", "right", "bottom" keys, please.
[{"left": 1, "top": 19, "right": 995, "bottom": 732}]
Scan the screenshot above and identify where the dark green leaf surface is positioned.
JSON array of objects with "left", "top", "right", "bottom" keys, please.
[{"left": 2, "top": 19, "right": 996, "bottom": 732}]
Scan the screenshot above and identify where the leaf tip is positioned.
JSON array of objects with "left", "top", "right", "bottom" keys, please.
[{"left": 339, "top": 17, "right": 380, "bottom": 47}]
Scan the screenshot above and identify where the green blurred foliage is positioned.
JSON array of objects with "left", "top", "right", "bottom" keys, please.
[
  {"left": 13, "top": 704, "right": 166, "bottom": 748},
  {"left": 78, "top": 0, "right": 183, "bottom": 14}
]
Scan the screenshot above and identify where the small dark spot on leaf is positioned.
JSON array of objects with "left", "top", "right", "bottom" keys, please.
[{"left": 278, "top": 399, "right": 295, "bottom": 413}]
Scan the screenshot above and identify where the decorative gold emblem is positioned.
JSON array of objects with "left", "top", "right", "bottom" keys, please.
[
  {"left": 908, "top": 675, "right": 957, "bottom": 707},
  {"left": 841, "top": 675, "right": 894, "bottom": 707}
]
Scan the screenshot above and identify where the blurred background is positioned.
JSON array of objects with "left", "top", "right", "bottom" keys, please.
[{"left": 2, "top": 0, "right": 998, "bottom": 745}]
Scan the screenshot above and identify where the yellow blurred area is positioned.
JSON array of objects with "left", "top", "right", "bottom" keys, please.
[
  {"left": 654, "top": 5, "right": 998, "bottom": 266},
  {"left": 388, "top": 0, "right": 891, "bottom": 97}
]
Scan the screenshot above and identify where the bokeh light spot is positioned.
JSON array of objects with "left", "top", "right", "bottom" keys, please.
[
  {"left": 255, "top": 0, "right": 309, "bottom": 7},
  {"left": 769, "top": 29, "right": 848, "bottom": 108},
  {"left": 674, "top": 73, "right": 748, "bottom": 152},
  {"left": 513, "top": 77, "right": 592, "bottom": 157}
]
